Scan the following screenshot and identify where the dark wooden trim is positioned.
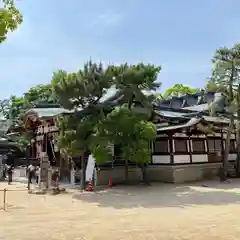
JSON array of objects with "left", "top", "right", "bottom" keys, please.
[
  {"left": 220, "top": 129, "right": 224, "bottom": 162},
  {"left": 151, "top": 161, "right": 221, "bottom": 166},
  {"left": 98, "top": 160, "right": 223, "bottom": 168},
  {"left": 206, "top": 136, "right": 209, "bottom": 154},
  {"left": 188, "top": 136, "right": 192, "bottom": 163},
  {"left": 153, "top": 152, "right": 207, "bottom": 156},
  {"left": 174, "top": 151, "right": 189, "bottom": 154},
  {"left": 188, "top": 137, "right": 207, "bottom": 140},
  {"left": 152, "top": 152, "right": 170, "bottom": 156},
  {"left": 173, "top": 135, "right": 223, "bottom": 139},
  {"left": 191, "top": 152, "right": 207, "bottom": 155},
  {"left": 155, "top": 137, "right": 170, "bottom": 141},
  {"left": 191, "top": 138, "right": 207, "bottom": 154},
  {"left": 174, "top": 138, "right": 188, "bottom": 154},
  {"left": 206, "top": 136, "right": 222, "bottom": 139},
  {"left": 169, "top": 133, "right": 174, "bottom": 164},
  {"left": 172, "top": 136, "right": 189, "bottom": 140},
  {"left": 153, "top": 138, "right": 170, "bottom": 155}
]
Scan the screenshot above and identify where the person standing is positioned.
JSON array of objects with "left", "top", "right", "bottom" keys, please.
[
  {"left": 35, "top": 165, "right": 40, "bottom": 185},
  {"left": 7, "top": 164, "right": 14, "bottom": 185},
  {"left": 27, "top": 164, "right": 35, "bottom": 184}
]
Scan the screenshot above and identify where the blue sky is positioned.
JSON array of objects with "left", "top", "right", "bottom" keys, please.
[{"left": 1, "top": 0, "right": 240, "bottom": 99}]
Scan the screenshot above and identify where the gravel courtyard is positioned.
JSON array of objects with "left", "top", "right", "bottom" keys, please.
[{"left": 1, "top": 180, "right": 240, "bottom": 240}]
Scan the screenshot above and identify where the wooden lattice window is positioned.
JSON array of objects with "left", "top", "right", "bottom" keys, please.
[{"left": 174, "top": 139, "right": 188, "bottom": 153}]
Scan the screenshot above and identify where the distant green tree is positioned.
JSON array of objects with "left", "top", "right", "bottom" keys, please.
[
  {"left": 1, "top": 84, "right": 57, "bottom": 151},
  {"left": 24, "top": 84, "right": 57, "bottom": 104},
  {"left": 163, "top": 84, "right": 199, "bottom": 99}
]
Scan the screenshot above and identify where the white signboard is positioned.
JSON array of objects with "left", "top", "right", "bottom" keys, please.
[{"left": 86, "top": 154, "right": 95, "bottom": 181}]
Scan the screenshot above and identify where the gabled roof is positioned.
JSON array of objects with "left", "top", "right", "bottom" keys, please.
[
  {"left": 182, "top": 103, "right": 209, "bottom": 112},
  {"left": 154, "top": 110, "right": 186, "bottom": 118},
  {"left": 24, "top": 107, "right": 72, "bottom": 119},
  {"left": 156, "top": 118, "right": 202, "bottom": 132}
]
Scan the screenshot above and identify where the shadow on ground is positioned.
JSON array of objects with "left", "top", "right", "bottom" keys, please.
[{"left": 72, "top": 180, "right": 240, "bottom": 209}]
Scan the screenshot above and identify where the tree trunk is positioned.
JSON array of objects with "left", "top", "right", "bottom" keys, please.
[
  {"left": 124, "top": 96, "right": 133, "bottom": 183},
  {"left": 222, "top": 116, "right": 234, "bottom": 180},
  {"left": 236, "top": 121, "right": 240, "bottom": 177},
  {"left": 222, "top": 64, "right": 234, "bottom": 180},
  {"left": 140, "top": 163, "right": 150, "bottom": 185},
  {"left": 80, "top": 155, "right": 86, "bottom": 190},
  {"left": 125, "top": 158, "right": 129, "bottom": 183},
  {"left": 236, "top": 84, "right": 240, "bottom": 177}
]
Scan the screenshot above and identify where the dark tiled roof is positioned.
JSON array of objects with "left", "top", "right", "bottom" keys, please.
[{"left": 156, "top": 91, "right": 216, "bottom": 109}]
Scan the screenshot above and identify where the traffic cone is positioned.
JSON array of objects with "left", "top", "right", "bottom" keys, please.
[
  {"left": 87, "top": 180, "right": 93, "bottom": 192},
  {"left": 108, "top": 176, "right": 113, "bottom": 188}
]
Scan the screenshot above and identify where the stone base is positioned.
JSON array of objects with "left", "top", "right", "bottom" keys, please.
[
  {"left": 95, "top": 163, "right": 222, "bottom": 185},
  {"left": 29, "top": 187, "right": 66, "bottom": 195}
]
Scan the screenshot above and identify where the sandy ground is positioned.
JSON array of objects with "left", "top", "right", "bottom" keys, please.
[{"left": 1, "top": 180, "right": 240, "bottom": 240}]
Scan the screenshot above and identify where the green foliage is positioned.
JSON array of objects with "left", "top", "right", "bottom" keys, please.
[
  {"left": 154, "top": 93, "right": 165, "bottom": 101},
  {"left": 204, "top": 80, "right": 221, "bottom": 92},
  {"left": 24, "top": 84, "right": 57, "bottom": 104},
  {"left": 91, "top": 145, "right": 111, "bottom": 164},
  {"left": 163, "top": 84, "right": 199, "bottom": 99},
  {"left": 4, "top": 96, "right": 25, "bottom": 126},
  {"left": 92, "top": 107, "right": 156, "bottom": 164},
  {"left": 0, "top": 84, "right": 57, "bottom": 150},
  {"left": 3, "top": 84, "right": 57, "bottom": 126},
  {"left": 56, "top": 114, "right": 92, "bottom": 156},
  {"left": 209, "top": 44, "right": 240, "bottom": 177},
  {"left": 110, "top": 63, "right": 161, "bottom": 109},
  {"left": 52, "top": 61, "right": 114, "bottom": 110},
  {"left": 53, "top": 61, "right": 114, "bottom": 161},
  {"left": 111, "top": 63, "right": 161, "bottom": 90},
  {"left": 54, "top": 61, "right": 160, "bottom": 166},
  {"left": 209, "top": 44, "right": 240, "bottom": 114},
  {"left": 0, "top": 0, "right": 23, "bottom": 43}
]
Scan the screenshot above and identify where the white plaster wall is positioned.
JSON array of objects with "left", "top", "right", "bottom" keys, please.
[
  {"left": 174, "top": 155, "right": 190, "bottom": 164},
  {"left": 192, "top": 154, "right": 208, "bottom": 163},
  {"left": 152, "top": 155, "right": 170, "bottom": 164},
  {"left": 228, "top": 154, "right": 237, "bottom": 161}
]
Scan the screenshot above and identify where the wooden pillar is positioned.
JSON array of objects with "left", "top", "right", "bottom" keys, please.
[
  {"left": 169, "top": 132, "right": 174, "bottom": 164},
  {"left": 188, "top": 135, "right": 193, "bottom": 163},
  {"left": 205, "top": 135, "right": 209, "bottom": 162},
  {"left": 220, "top": 128, "right": 224, "bottom": 162},
  {"left": 234, "top": 132, "right": 237, "bottom": 153},
  {"left": 32, "top": 139, "right": 36, "bottom": 159}
]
